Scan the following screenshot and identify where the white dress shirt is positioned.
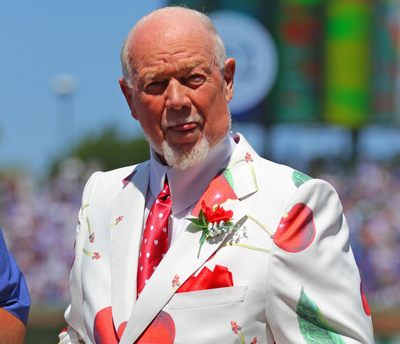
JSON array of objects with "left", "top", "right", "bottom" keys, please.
[{"left": 143, "top": 133, "right": 237, "bottom": 246}]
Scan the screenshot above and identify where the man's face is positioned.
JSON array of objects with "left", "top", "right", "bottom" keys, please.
[{"left": 120, "top": 14, "right": 235, "bottom": 169}]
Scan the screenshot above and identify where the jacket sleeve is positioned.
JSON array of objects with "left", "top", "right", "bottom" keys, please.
[
  {"left": 0, "top": 229, "right": 30, "bottom": 325},
  {"left": 265, "top": 178, "right": 374, "bottom": 343},
  {"left": 59, "top": 172, "right": 103, "bottom": 344}
]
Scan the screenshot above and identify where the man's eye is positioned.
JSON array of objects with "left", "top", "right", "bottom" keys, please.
[
  {"left": 186, "top": 75, "right": 205, "bottom": 88},
  {"left": 145, "top": 82, "right": 166, "bottom": 94}
]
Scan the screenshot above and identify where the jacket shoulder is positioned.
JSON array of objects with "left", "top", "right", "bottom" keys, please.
[
  {"left": 81, "top": 161, "right": 150, "bottom": 203},
  {"left": 257, "top": 157, "right": 307, "bottom": 189}
]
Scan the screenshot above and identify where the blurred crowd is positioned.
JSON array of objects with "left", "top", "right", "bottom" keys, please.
[
  {"left": 0, "top": 158, "right": 102, "bottom": 308},
  {"left": 310, "top": 157, "right": 400, "bottom": 309},
  {"left": 0, "top": 155, "right": 399, "bottom": 310}
]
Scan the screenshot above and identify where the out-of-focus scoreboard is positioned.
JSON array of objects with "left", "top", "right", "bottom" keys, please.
[{"left": 170, "top": 0, "right": 400, "bottom": 129}]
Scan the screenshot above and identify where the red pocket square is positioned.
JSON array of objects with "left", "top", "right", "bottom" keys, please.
[{"left": 177, "top": 265, "right": 233, "bottom": 293}]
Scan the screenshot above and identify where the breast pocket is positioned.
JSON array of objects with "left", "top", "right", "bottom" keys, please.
[{"left": 168, "top": 286, "right": 248, "bottom": 310}]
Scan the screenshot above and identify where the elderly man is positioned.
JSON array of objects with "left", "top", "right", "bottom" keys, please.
[{"left": 59, "top": 6, "right": 374, "bottom": 344}]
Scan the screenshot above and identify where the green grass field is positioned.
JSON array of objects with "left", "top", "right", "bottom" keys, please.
[
  {"left": 26, "top": 325, "right": 62, "bottom": 344},
  {"left": 26, "top": 309, "right": 65, "bottom": 344}
]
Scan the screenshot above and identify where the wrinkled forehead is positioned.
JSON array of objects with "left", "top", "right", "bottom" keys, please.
[{"left": 127, "top": 13, "right": 214, "bottom": 77}]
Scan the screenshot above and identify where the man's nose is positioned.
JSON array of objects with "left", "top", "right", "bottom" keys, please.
[{"left": 165, "top": 79, "right": 191, "bottom": 110}]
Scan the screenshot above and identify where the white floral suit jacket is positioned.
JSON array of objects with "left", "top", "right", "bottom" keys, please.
[{"left": 59, "top": 133, "right": 374, "bottom": 344}]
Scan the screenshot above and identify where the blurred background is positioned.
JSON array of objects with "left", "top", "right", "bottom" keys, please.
[{"left": 1, "top": 0, "right": 400, "bottom": 342}]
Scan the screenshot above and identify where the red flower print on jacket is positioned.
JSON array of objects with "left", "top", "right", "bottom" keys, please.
[
  {"left": 93, "top": 307, "right": 126, "bottom": 344},
  {"left": 192, "top": 173, "right": 237, "bottom": 216},
  {"left": 273, "top": 203, "right": 315, "bottom": 253},
  {"left": 231, "top": 321, "right": 242, "bottom": 334},
  {"left": 93, "top": 308, "right": 175, "bottom": 344},
  {"left": 360, "top": 281, "right": 371, "bottom": 316},
  {"left": 136, "top": 311, "right": 175, "bottom": 344}
]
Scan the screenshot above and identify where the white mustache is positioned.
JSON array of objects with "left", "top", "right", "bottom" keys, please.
[{"left": 162, "top": 113, "right": 204, "bottom": 130}]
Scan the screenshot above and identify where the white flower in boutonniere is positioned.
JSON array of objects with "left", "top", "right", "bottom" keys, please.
[{"left": 187, "top": 200, "right": 244, "bottom": 257}]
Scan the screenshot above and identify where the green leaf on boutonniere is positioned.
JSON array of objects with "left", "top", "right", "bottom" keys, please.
[
  {"left": 198, "top": 209, "right": 208, "bottom": 227},
  {"left": 297, "top": 287, "right": 345, "bottom": 344},
  {"left": 187, "top": 210, "right": 208, "bottom": 230},
  {"left": 187, "top": 217, "right": 202, "bottom": 227}
]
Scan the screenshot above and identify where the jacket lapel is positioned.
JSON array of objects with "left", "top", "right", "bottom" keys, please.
[
  {"left": 225, "top": 133, "right": 260, "bottom": 200},
  {"left": 109, "top": 162, "right": 150, "bottom": 330}
]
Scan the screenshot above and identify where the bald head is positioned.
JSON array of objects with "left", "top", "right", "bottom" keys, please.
[{"left": 120, "top": 6, "right": 227, "bottom": 87}]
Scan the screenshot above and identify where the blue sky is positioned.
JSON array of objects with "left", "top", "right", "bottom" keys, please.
[
  {"left": 0, "top": 0, "right": 167, "bottom": 176},
  {"left": 3, "top": 1, "right": 396, "bottom": 179}
]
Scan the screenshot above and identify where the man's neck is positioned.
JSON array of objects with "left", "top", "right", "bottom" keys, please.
[{"left": 149, "top": 133, "right": 237, "bottom": 215}]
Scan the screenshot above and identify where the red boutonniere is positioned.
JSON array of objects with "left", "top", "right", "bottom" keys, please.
[
  {"left": 187, "top": 200, "right": 244, "bottom": 257},
  {"left": 203, "top": 200, "right": 233, "bottom": 224}
]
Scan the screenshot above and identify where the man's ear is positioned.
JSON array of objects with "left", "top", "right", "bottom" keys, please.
[
  {"left": 119, "top": 77, "right": 138, "bottom": 120},
  {"left": 224, "top": 58, "right": 235, "bottom": 103}
]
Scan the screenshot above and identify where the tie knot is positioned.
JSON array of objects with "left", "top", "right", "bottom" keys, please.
[{"left": 158, "top": 181, "right": 171, "bottom": 203}]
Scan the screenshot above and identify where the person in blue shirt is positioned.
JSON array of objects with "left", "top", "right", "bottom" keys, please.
[{"left": 0, "top": 228, "right": 30, "bottom": 344}]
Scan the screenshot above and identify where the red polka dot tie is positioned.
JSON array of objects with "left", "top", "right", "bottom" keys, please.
[{"left": 137, "top": 180, "right": 172, "bottom": 298}]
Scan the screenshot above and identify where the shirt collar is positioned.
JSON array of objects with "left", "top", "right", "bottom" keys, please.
[{"left": 149, "top": 133, "right": 237, "bottom": 214}]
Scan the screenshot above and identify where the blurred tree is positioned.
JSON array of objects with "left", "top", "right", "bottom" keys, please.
[{"left": 49, "top": 127, "right": 150, "bottom": 177}]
